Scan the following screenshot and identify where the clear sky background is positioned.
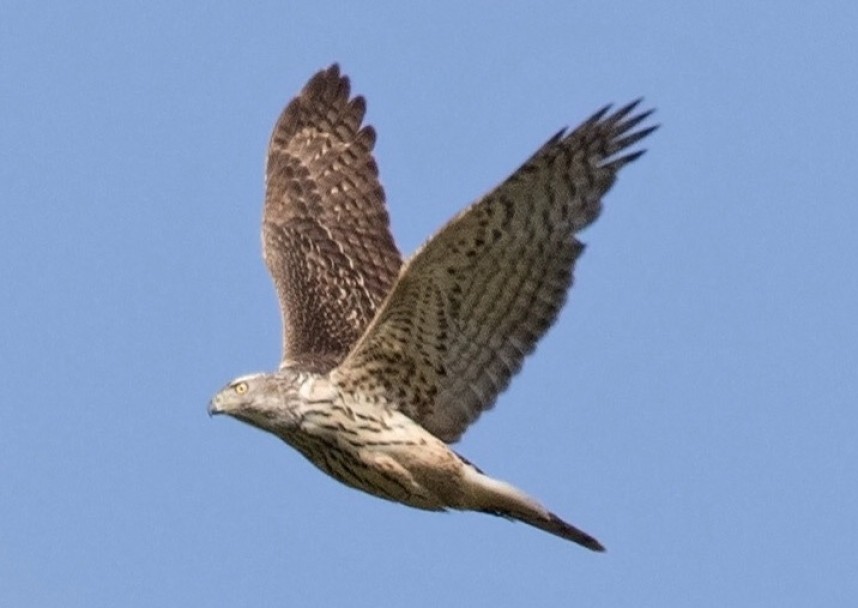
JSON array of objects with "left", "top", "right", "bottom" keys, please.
[{"left": 2, "top": 2, "right": 856, "bottom": 606}]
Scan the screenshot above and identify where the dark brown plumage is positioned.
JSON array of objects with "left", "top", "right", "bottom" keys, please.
[{"left": 263, "top": 65, "right": 402, "bottom": 372}]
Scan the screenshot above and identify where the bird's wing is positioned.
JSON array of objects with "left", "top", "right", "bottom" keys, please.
[
  {"left": 263, "top": 65, "right": 402, "bottom": 372},
  {"left": 332, "top": 101, "right": 656, "bottom": 442}
]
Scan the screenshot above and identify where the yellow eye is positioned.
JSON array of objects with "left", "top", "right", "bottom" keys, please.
[{"left": 234, "top": 382, "right": 248, "bottom": 395}]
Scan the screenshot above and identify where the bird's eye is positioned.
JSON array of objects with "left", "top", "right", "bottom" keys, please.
[{"left": 234, "top": 382, "right": 248, "bottom": 395}]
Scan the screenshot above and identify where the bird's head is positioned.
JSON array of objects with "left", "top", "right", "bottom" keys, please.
[{"left": 208, "top": 370, "right": 303, "bottom": 432}]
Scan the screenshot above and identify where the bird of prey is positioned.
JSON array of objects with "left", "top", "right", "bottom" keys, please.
[{"left": 210, "top": 64, "right": 656, "bottom": 552}]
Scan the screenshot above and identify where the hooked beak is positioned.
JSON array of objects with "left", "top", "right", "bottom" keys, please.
[{"left": 208, "top": 395, "right": 223, "bottom": 417}]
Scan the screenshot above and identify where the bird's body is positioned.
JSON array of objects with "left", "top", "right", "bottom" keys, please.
[
  {"left": 248, "top": 369, "right": 463, "bottom": 512},
  {"left": 214, "top": 367, "right": 606, "bottom": 550},
  {"left": 210, "top": 64, "right": 656, "bottom": 551}
]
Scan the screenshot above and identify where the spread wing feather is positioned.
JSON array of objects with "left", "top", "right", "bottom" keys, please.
[
  {"left": 333, "top": 101, "right": 657, "bottom": 442},
  {"left": 263, "top": 65, "right": 402, "bottom": 372}
]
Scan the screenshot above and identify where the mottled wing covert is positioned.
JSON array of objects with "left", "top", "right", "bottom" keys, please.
[{"left": 333, "top": 102, "right": 656, "bottom": 442}]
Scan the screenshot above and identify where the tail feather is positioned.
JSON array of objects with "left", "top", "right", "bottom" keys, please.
[
  {"left": 508, "top": 509, "right": 605, "bottom": 552},
  {"left": 463, "top": 466, "right": 605, "bottom": 552}
]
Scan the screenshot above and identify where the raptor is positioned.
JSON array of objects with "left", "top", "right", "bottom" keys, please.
[{"left": 210, "top": 64, "right": 656, "bottom": 551}]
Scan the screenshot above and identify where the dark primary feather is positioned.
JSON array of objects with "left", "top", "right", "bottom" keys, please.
[
  {"left": 263, "top": 64, "right": 403, "bottom": 372},
  {"left": 334, "top": 102, "right": 657, "bottom": 442}
]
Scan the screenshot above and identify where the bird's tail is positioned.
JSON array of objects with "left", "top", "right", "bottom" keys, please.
[
  {"left": 462, "top": 466, "right": 605, "bottom": 552},
  {"left": 502, "top": 507, "right": 605, "bottom": 552}
]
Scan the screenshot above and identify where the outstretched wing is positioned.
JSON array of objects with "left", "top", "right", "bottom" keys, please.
[
  {"left": 332, "top": 101, "right": 656, "bottom": 442},
  {"left": 264, "top": 64, "right": 402, "bottom": 372}
]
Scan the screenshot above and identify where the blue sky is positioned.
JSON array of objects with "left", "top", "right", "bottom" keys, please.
[{"left": 2, "top": 1, "right": 856, "bottom": 606}]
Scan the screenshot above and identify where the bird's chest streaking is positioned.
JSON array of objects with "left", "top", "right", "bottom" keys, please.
[{"left": 283, "top": 375, "right": 466, "bottom": 511}]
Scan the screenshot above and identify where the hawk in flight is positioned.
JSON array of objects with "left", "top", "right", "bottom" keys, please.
[{"left": 210, "top": 64, "right": 656, "bottom": 551}]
